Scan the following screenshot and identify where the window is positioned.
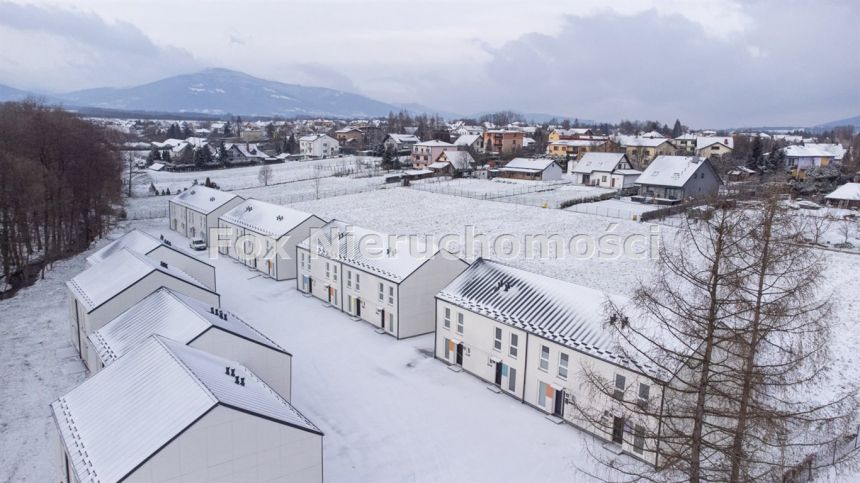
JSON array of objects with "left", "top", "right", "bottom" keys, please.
[
  {"left": 614, "top": 374, "right": 626, "bottom": 400},
  {"left": 456, "top": 313, "right": 464, "bottom": 334},
  {"left": 388, "top": 313, "right": 395, "bottom": 333},
  {"left": 300, "top": 252, "right": 305, "bottom": 269},
  {"left": 633, "top": 425, "right": 645, "bottom": 454},
  {"left": 443, "top": 307, "right": 451, "bottom": 329},
  {"left": 509, "top": 334, "right": 519, "bottom": 358},
  {"left": 355, "top": 274, "right": 360, "bottom": 290},
  {"left": 558, "top": 353, "right": 569, "bottom": 379},
  {"left": 333, "top": 265, "right": 338, "bottom": 281},
  {"left": 378, "top": 282, "right": 384, "bottom": 301},
  {"left": 388, "top": 286, "right": 394, "bottom": 304},
  {"left": 638, "top": 383, "right": 650, "bottom": 408},
  {"left": 325, "top": 262, "right": 330, "bottom": 278},
  {"left": 493, "top": 327, "right": 502, "bottom": 351},
  {"left": 508, "top": 367, "right": 517, "bottom": 392},
  {"left": 539, "top": 382, "right": 548, "bottom": 407},
  {"left": 539, "top": 345, "right": 550, "bottom": 371},
  {"left": 347, "top": 270, "right": 352, "bottom": 288},
  {"left": 444, "top": 338, "right": 450, "bottom": 359}
]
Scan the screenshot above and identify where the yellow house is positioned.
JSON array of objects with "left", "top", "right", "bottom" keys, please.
[{"left": 548, "top": 128, "right": 593, "bottom": 142}]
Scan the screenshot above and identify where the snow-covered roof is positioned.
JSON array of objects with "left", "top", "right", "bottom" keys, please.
[
  {"left": 148, "top": 162, "right": 164, "bottom": 171},
  {"left": 219, "top": 199, "right": 318, "bottom": 239},
  {"left": 695, "top": 136, "right": 734, "bottom": 150},
  {"left": 416, "top": 140, "right": 454, "bottom": 147},
  {"left": 500, "top": 158, "right": 557, "bottom": 173},
  {"left": 299, "top": 220, "right": 439, "bottom": 282},
  {"left": 386, "top": 133, "right": 420, "bottom": 144},
  {"left": 640, "top": 130, "right": 666, "bottom": 139},
  {"left": 615, "top": 135, "right": 671, "bottom": 148},
  {"left": 782, "top": 145, "right": 837, "bottom": 158},
  {"left": 299, "top": 133, "right": 335, "bottom": 143},
  {"left": 404, "top": 168, "right": 433, "bottom": 176},
  {"left": 804, "top": 143, "right": 846, "bottom": 160},
  {"left": 429, "top": 162, "right": 450, "bottom": 169},
  {"left": 225, "top": 142, "right": 268, "bottom": 158},
  {"left": 553, "top": 128, "right": 592, "bottom": 137},
  {"left": 86, "top": 230, "right": 161, "bottom": 265},
  {"left": 438, "top": 150, "right": 474, "bottom": 170},
  {"left": 170, "top": 185, "right": 241, "bottom": 215},
  {"left": 89, "top": 287, "right": 286, "bottom": 366},
  {"left": 51, "top": 336, "right": 320, "bottom": 483},
  {"left": 335, "top": 127, "right": 362, "bottom": 133},
  {"left": 825, "top": 183, "right": 860, "bottom": 201},
  {"left": 570, "top": 152, "right": 627, "bottom": 174},
  {"left": 636, "top": 156, "right": 711, "bottom": 188},
  {"left": 550, "top": 139, "right": 605, "bottom": 148},
  {"left": 437, "top": 259, "right": 655, "bottom": 376},
  {"left": 67, "top": 249, "right": 208, "bottom": 313},
  {"left": 454, "top": 134, "right": 481, "bottom": 146},
  {"left": 615, "top": 169, "right": 643, "bottom": 176}
]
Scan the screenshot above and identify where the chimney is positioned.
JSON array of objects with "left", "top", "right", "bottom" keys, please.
[
  {"left": 225, "top": 366, "right": 231, "bottom": 375},
  {"left": 159, "top": 261, "right": 168, "bottom": 269},
  {"left": 210, "top": 307, "right": 215, "bottom": 314},
  {"left": 234, "top": 375, "right": 241, "bottom": 385},
  {"left": 230, "top": 368, "right": 236, "bottom": 377},
  {"left": 240, "top": 377, "right": 245, "bottom": 386}
]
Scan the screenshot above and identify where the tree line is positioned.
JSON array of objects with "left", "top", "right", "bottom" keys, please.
[{"left": 0, "top": 101, "right": 122, "bottom": 296}]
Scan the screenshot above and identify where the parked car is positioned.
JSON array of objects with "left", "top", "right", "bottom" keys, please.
[{"left": 189, "top": 238, "right": 206, "bottom": 251}]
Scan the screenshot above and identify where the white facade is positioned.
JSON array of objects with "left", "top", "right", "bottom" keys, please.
[
  {"left": 169, "top": 186, "right": 245, "bottom": 245},
  {"left": 217, "top": 199, "right": 325, "bottom": 281},
  {"left": 299, "top": 134, "right": 339, "bottom": 158},
  {"left": 434, "top": 259, "right": 664, "bottom": 464},
  {"left": 296, "top": 220, "right": 468, "bottom": 339}
]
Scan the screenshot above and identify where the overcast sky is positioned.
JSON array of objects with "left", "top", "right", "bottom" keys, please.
[{"left": 0, "top": 0, "right": 857, "bottom": 127}]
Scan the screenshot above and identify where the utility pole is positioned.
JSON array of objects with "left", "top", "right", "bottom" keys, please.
[{"left": 126, "top": 151, "right": 133, "bottom": 197}]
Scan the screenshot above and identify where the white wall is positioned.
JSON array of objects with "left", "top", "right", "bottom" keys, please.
[
  {"left": 149, "top": 245, "right": 216, "bottom": 291},
  {"left": 124, "top": 405, "right": 322, "bottom": 483},
  {"left": 398, "top": 254, "right": 468, "bottom": 339},
  {"left": 192, "top": 329, "right": 292, "bottom": 402}
]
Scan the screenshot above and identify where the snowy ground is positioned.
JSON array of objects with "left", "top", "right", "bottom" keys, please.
[
  {"left": 567, "top": 198, "right": 665, "bottom": 221},
  {"left": 410, "top": 178, "right": 612, "bottom": 208},
  {"left": 3, "top": 186, "right": 860, "bottom": 482}
]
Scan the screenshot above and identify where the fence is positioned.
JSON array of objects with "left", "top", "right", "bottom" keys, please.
[{"left": 409, "top": 178, "right": 615, "bottom": 209}]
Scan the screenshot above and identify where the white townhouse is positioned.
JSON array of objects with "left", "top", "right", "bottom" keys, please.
[
  {"left": 168, "top": 185, "right": 245, "bottom": 245},
  {"left": 52, "top": 336, "right": 323, "bottom": 483},
  {"left": 66, "top": 248, "right": 220, "bottom": 369},
  {"left": 87, "top": 229, "right": 216, "bottom": 291},
  {"left": 299, "top": 133, "right": 340, "bottom": 158},
  {"left": 634, "top": 155, "right": 722, "bottom": 203},
  {"left": 87, "top": 287, "right": 292, "bottom": 400},
  {"left": 569, "top": 152, "right": 640, "bottom": 189},
  {"left": 296, "top": 220, "right": 468, "bottom": 339},
  {"left": 435, "top": 259, "right": 665, "bottom": 465},
  {"left": 218, "top": 199, "right": 326, "bottom": 281}
]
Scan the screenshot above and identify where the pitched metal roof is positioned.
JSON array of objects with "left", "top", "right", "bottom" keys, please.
[
  {"left": 500, "top": 158, "right": 557, "bottom": 172},
  {"left": 636, "top": 155, "right": 711, "bottom": 188},
  {"left": 67, "top": 249, "right": 208, "bottom": 313},
  {"left": 170, "top": 185, "right": 241, "bottom": 214},
  {"left": 437, "top": 258, "right": 655, "bottom": 375},
  {"left": 825, "top": 182, "right": 860, "bottom": 201},
  {"left": 299, "top": 219, "right": 438, "bottom": 282},
  {"left": 86, "top": 230, "right": 161, "bottom": 265},
  {"left": 219, "top": 198, "right": 317, "bottom": 239},
  {"left": 51, "top": 336, "right": 321, "bottom": 483},
  {"left": 570, "top": 152, "right": 627, "bottom": 174},
  {"left": 89, "top": 288, "right": 286, "bottom": 366}
]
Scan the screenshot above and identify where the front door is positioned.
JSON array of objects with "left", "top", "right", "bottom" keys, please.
[
  {"left": 553, "top": 389, "right": 564, "bottom": 417},
  {"left": 612, "top": 416, "right": 624, "bottom": 444},
  {"left": 380, "top": 309, "right": 385, "bottom": 329},
  {"left": 455, "top": 343, "right": 464, "bottom": 365},
  {"left": 494, "top": 362, "right": 503, "bottom": 386},
  {"left": 356, "top": 299, "right": 361, "bottom": 317}
]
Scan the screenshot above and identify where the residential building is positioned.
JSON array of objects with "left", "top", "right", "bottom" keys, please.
[
  {"left": 52, "top": 336, "right": 322, "bottom": 483},
  {"left": 435, "top": 259, "right": 664, "bottom": 464},
  {"left": 498, "top": 158, "right": 563, "bottom": 181},
  {"left": 87, "top": 229, "right": 216, "bottom": 291},
  {"left": 634, "top": 155, "right": 722, "bottom": 204},
  {"left": 218, "top": 199, "right": 325, "bottom": 281},
  {"left": 430, "top": 150, "right": 475, "bottom": 175},
  {"left": 782, "top": 145, "right": 837, "bottom": 178},
  {"left": 383, "top": 133, "right": 421, "bottom": 154},
  {"left": 547, "top": 128, "right": 593, "bottom": 141},
  {"left": 335, "top": 127, "right": 364, "bottom": 146},
  {"left": 296, "top": 220, "right": 468, "bottom": 339},
  {"left": 87, "top": 287, "right": 291, "bottom": 399},
  {"left": 546, "top": 139, "right": 610, "bottom": 160},
  {"left": 224, "top": 142, "right": 270, "bottom": 164},
  {"left": 66, "top": 248, "right": 220, "bottom": 368},
  {"left": 411, "top": 140, "right": 455, "bottom": 169},
  {"left": 673, "top": 133, "right": 697, "bottom": 154},
  {"left": 169, "top": 185, "right": 245, "bottom": 245},
  {"left": 453, "top": 133, "right": 484, "bottom": 152},
  {"left": 695, "top": 137, "right": 734, "bottom": 159},
  {"left": 615, "top": 136, "right": 677, "bottom": 168},
  {"left": 483, "top": 129, "right": 524, "bottom": 155},
  {"left": 569, "top": 152, "right": 639, "bottom": 189},
  {"left": 825, "top": 182, "right": 860, "bottom": 209},
  {"left": 299, "top": 133, "right": 339, "bottom": 158},
  {"left": 803, "top": 143, "right": 846, "bottom": 163}
]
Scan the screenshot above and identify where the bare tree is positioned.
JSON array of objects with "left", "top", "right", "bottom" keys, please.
[
  {"left": 803, "top": 213, "right": 834, "bottom": 245},
  {"left": 257, "top": 164, "right": 273, "bottom": 187},
  {"left": 837, "top": 218, "right": 855, "bottom": 245}
]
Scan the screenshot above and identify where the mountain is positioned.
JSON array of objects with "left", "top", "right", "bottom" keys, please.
[
  {"left": 816, "top": 114, "right": 860, "bottom": 129},
  {"left": 0, "top": 83, "right": 38, "bottom": 102},
  {"left": 57, "top": 68, "right": 401, "bottom": 119}
]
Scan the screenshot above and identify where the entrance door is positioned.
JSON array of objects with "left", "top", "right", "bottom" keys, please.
[
  {"left": 308, "top": 278, "right": 313, "bottom": 293},
  {"left": 380, "top": 309, "right": 385, "bottom": 329},
  {"left": 494, "top": 362, "right": 503, "bottom": 386},
  {"left": 455, "top": 343, "right": 464, "bottom": 365},
  {"left": 612, "top": 416, "right": 624, "bottom": 444},
  {"left": 356, "top": 299, "right": 361, "bottom": 317},
  {"left": 553, "top": 389, "right": 564, "bottom": 417},
  {"left": 327, "top": 286, "right": 332, "bottom": 303}
]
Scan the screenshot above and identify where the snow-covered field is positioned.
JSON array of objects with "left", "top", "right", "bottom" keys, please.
[
  {"left": 410, "top": 177, "right": 612, "bottom": 208},
  {"left": 567, "top": 197, "right": 666, "bottom": 221},
  {"left": 3, "top": 185, "right": 860, "bottom": 482}
]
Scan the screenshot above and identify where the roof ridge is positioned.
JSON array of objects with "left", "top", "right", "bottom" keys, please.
[{"left": 152, "top": 336, "right": 219, "bottom": 405}]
